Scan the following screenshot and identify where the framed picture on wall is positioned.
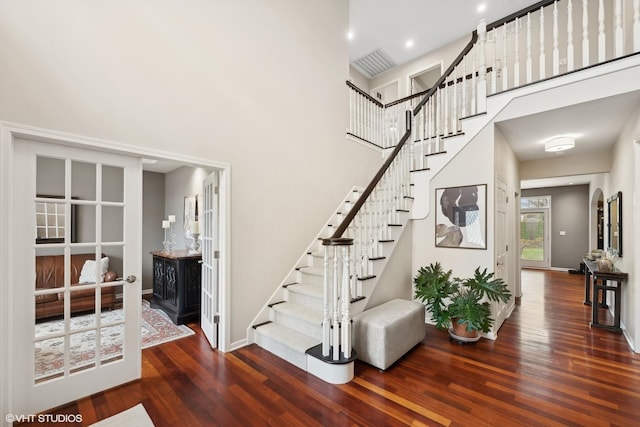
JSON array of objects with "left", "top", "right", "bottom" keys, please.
[{"left": 435, "top": 184, "right": 486, "bottom": 249}]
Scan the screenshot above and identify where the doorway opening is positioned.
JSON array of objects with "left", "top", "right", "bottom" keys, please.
[{"left": 408, "top": 63, "right": 442, "bottom": 106}]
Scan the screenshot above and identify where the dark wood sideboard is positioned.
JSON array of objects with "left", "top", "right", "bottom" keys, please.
[
  {"left": 151, "top": 250, "right": 202, "bottom": 325},
  {"left": 583, "top": 258, "right": 628, "bottom": 332}
]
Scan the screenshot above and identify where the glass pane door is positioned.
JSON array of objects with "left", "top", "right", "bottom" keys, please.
[
  {"left": 520, "top": 210, "right": 549, "bottom": 268},
  {"left": 13, "top": 139, "right": 141, "bottom": 416}
]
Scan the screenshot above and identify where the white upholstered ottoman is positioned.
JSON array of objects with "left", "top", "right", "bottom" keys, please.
[{"left": 352, "top": 299, "right": 426, "bottom": 370}]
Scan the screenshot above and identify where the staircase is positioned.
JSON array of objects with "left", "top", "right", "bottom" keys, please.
[
  {"left": 250, "top": 0, "right": 640, "bottom": 384},
  {"left": 251, "top": 185, "right": 414, "bottom": 383}
]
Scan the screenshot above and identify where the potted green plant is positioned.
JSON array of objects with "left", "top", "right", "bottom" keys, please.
[{"left": 413, "top": 262, "right": 511, "bottom": 342}]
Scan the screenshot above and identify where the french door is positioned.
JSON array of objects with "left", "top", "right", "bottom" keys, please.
[
  {"left": 520, "top": 209, "right": 550, "bottom": 269},
  {"left": 12, "top": 139, "right": 142, "bottom": 415},
  {"left": 201, "top": 171, "right": 219, "bottom": 349}
]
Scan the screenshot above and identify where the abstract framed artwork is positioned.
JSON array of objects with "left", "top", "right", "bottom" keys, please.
[{"left": 435, "top": 184, "right": 487, "bottom": 249}]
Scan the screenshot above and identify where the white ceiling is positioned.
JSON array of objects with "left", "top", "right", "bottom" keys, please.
[
  {"left": 496, "top": 90, "right": 640, "bottom": 161},
  {"left": 349, "top": 0, "right": 543, "bottom": 69}
]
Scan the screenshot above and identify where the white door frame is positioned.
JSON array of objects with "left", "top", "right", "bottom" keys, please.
[{"left": 0, "top": 122, "right": 232, "bottom": 421}]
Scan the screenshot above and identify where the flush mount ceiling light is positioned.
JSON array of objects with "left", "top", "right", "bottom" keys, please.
[
  {"left": 405, "top": 39, "right": 414, "bottom": 48},
  {"left": 545, "top": 136, "right": 575, "bottom": 152}
]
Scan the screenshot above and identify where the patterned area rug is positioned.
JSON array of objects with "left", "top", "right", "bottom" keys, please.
[{"left": 35, "top": 300, "right": 194, "bottom": 381}]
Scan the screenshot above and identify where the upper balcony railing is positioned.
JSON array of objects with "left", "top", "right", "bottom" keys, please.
[{"left": 348, "top": 0, "right": 640, "bottom": 156}]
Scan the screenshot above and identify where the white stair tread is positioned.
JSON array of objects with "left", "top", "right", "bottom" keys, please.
[
  {"left": 288, "top": 283, "right": 323, "bottom": 299},
  {"left": 256, "top": 322, "right": 320, "bottom": 353},
  {"left": 309, "top": 251, "right": 324, "bottom": 258},
  {"left": 272, "top": 302, "right": 322, "bottom": 325}
]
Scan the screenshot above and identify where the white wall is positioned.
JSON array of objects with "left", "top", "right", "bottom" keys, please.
[
  {"left": 412, "top": 126, "right": 495, "bottom": 284},
  {"left": 349, "top": 65, "right": 370, "bottom": 92},
  {"left": 0, "top": 0, "right": 382, "bottom": 345},
  {"left": 495, "top": 126, "right": 521, "bottom": 298},
  {"left": 369, "top": 35, "right": 468, "bottom": 100},
  {"left": 604, "top": 101, "right": 639, "bottom": 350},
  {"left": 520, "top": 151, "right": 612, "bottom": 180},
  {"left": 165, "top": 166, "right": 212, "bottom": 250}
]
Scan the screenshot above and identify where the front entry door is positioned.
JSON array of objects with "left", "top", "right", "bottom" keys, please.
[{"left": 13, "top": 139, "right": 142, "bottom": 415}]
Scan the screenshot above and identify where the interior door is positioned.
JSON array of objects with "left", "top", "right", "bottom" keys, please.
[
  {"left": 13, "top": 139, "right": 142, "bottom": 415},
  {"left": 201, "top": 171, "right": 219, "bottom": 348},
  {"left": 493, "top": 178, "right": 512, "bottom": 334}
]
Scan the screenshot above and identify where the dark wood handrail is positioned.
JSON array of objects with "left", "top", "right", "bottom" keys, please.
[
  {"left": 325, "top": 111, "right": 412, "bottom": 244},
  {"left": 413, "top": 32, "right": 478, "bottom": 116},
  {"left": 346, "top": 80, "right": 384, "bottom": 108},
  {"left": 384, "top": 88, "right": 429, "bottom": 108},
  {"left": 347, "top": 81, "right": 430, "bottom": 110},
  {"left": 486, "top": 0, "right": 556, "bottom": 31}
]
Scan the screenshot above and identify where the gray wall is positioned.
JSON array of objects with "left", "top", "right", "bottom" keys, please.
[
  {"left": 142, "top": 171, "right": 165, "bottom": 291},
  {"left": 522, "top": 185, "right": 590, "bottom": 269},
  {"left": 165, "top": 166, "right": 212, "bottom": 250}
]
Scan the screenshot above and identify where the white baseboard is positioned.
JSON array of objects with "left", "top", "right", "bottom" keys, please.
[
  {"left": 229, "top": 338, "right": 248, "bottom": 352},
  {"left": 142, "top": 288, "right": 153, "bottom": 295}
]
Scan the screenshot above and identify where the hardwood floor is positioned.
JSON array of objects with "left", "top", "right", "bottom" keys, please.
[{"left": 21, "top": 269, "right": 640, "bottom": 426}]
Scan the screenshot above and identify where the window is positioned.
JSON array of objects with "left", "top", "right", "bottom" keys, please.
[{"left": 520, "top": 196, "right": 550, "bottom": 209}]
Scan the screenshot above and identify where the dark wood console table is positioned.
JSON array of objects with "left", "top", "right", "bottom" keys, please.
[
  {"left": 582, "top": 258, "right": 627, "bottom": 332},
  {"left": 151, "top": 250, "right": 202, "bottom": 325}
]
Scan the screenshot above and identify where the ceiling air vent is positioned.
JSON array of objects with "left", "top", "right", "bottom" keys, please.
[{"left": 352, "top": 49, "right": 396, "bottom": 78}]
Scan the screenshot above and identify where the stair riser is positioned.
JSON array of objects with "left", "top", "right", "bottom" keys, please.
[
  {"left": 272, "top": 310, "right": 323, "bottom": 340},
  {"left": 254, "top": 330, "right": 307, "bottom": 371},
  {"left": 299, "top": 271, "right": 324, "bottom": 287},
  {"left": 286, "top": 290, "right": 324, "bottom": 311}
]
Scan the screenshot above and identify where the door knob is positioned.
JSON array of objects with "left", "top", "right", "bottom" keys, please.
[{"left": 125, "top": 275, "right": 137, "bottom": 283}]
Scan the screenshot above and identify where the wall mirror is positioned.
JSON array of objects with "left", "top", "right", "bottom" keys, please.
[{"left": 607, "top": 191, "right": 622, "bottom": 256}]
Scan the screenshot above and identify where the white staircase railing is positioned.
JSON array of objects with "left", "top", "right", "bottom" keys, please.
[{"left": 334, "top": 0, "right": 640, "bottom": 364}]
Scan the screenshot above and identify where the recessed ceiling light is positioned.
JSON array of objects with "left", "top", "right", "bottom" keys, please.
[
  {"left": 545, "top": 136, "right": 575, "bottom": 152},
  {"left": 347, "top": 30, "right": 354, "bottom": 41},
  {"left": 477, "top": 3, "right": 487, "bottom": 13},
  {"left": 405, "top": 39, "right": 414, "bottom": 48}
]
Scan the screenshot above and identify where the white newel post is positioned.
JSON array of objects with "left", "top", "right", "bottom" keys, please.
[
  {"left": 598, "top": 0, "right": 606, "bottom": 62},
  {"left": 477, "top": 19, "right": 487, "bottom": 114},
  {"left": 540, "top": 6, "right": 546, "bottom": 79},
  {"left": 340, "top": 246, "right": 351, "bottom": 359},
  {"left": 635, "top": 0, "right": 640, "bottom": 52},
  {"left": 614, "top": 0, "right": 624, "bottom": 57},
  {"left": 514, "top": 17, "right": 520, "bottom": 87},
  {"left": 331, "top": 246, "right": 340, "bottom": 360},
  {"left": 502, "top": 23, "right": 508, "bottom": 91},
  {"left": 491, "top": 28, "right": 497, "bottom": 94},
  {"left": 553, "top": 1, "right": 559, "bottom": 76},
  {"left": 567, "top": 0, "right": 575, "bottom": 71},
  {"left": 527, "top": 13, "right": 533, "bottom": 83},
  {"left": 322, "top": 246, "right": 330, "bottom": 357},
  {"left": 583, "top": 0, "right": 590, "bottom": 67}
]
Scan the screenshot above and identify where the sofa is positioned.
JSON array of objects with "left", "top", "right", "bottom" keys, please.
[{"left": 35, "top": 253, "right": 118, "bottom": 321}]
